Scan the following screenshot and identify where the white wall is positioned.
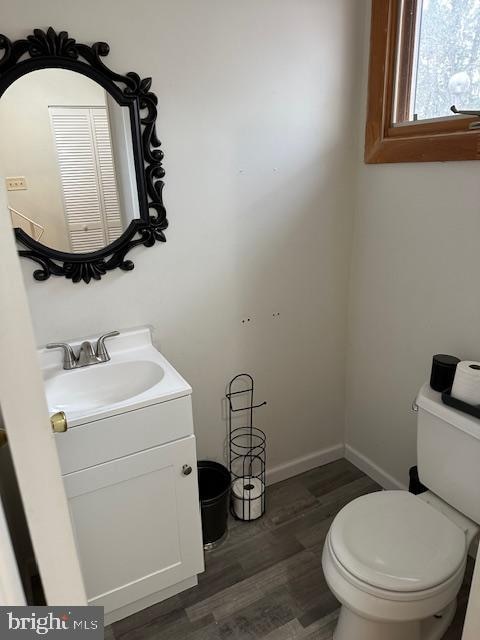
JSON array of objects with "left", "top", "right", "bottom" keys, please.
[
  {"left": 345, "top": 0, "right": 480, "bottom": 487},
  {"left": 0, "top": 69, "right": 106, "bottom": 251},
  {"left": 2, "top": 0, "right": 363, "bottom": 472}
]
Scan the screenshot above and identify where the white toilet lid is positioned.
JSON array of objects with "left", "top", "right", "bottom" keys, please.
[{"left": 330, "top": 491, "right": 466, "bottom": 592}]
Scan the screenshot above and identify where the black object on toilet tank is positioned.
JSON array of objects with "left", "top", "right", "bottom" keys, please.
[{"left": 430, "top": 354, "right": 460, "bottom": 392}]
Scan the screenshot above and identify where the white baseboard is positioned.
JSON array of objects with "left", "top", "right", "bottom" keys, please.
[
  {"left": 344, "top": 444, "right": 407, "bottom": 490},
  {"left": 265, "top": 442, "right": 408, "bottom": 490},
  {"left": 267, "top": 443, "right": 344, "bottom": 486}
]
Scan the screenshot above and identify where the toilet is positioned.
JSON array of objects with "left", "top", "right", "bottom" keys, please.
[{"left": 322, "top": 383, "right": 480, "bottom": 640}]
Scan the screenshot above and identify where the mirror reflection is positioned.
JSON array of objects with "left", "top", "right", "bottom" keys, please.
[{"left": 0, "top": 68, "right": 140, "bottom": 253}]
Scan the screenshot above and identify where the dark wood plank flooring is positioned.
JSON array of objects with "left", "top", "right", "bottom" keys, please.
[{"left": 107, "top": 459, "right": 473, "bottom": 639}]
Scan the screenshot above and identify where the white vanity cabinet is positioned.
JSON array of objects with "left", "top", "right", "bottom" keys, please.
[
  {"left": 55, "top": 395, "right": 204, "bottom": 624},
  {"left": 42, "top": 328, "right": 205, "bottom": 623}
]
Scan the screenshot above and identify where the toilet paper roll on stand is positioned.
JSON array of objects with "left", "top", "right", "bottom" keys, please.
[
  {"left": 451, "top": 361, "right": 480, "bottom": 405},
  {"left": 232, "top": 477, "right": 265, "bottom": 520}
]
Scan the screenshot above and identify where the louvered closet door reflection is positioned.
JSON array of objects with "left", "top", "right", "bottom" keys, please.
[
  {"left": 50, "top": 107, "right": 105, "bottom": 252},
  {"left": 50, "top": 106, "right": 122, "bottom": 253}
]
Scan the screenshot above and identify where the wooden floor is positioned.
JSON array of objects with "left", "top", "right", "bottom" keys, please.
[{"left": 106, "top": 459, "right": 473, "bottom": 640}]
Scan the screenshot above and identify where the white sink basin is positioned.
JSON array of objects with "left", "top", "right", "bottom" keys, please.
[
  {"left": 45, "top": 360, "right": 165, "bottom": 414},
  {"left": 39, "top": 327, "right": 191, "bottom": 427}
]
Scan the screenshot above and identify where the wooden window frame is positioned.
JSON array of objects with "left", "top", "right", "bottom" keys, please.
[{"left": 365, "top": 0, "right": 480, "bottom": 163}]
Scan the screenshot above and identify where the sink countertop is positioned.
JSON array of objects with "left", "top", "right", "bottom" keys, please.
[{"left": 38, "top": 327, "right": 192, "bottom": 428}]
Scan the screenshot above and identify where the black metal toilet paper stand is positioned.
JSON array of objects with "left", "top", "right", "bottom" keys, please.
[{"left": 226, "top": 374, "right": 267, "bottom": 521}]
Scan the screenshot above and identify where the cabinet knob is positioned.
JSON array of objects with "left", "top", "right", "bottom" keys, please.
[{"left": 182, "top": 464, "right": 192, "bottom": 476}]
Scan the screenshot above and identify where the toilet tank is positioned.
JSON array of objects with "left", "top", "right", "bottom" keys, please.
[{"left": 416, "top": 383, "right": 480, "bottom": 524}]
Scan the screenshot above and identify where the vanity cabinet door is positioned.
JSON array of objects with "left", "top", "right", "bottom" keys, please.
[{"left": 63, "top": 434, "right": 204, "bottom": 614}]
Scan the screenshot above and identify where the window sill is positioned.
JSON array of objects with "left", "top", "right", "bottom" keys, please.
[{"left": 365, "top": 128, "right": 480, "bottom": 164}]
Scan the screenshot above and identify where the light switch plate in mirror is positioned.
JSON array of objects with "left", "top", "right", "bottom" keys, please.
[{"left": 0, "top": 27, "right": 168, "bottom": 283}]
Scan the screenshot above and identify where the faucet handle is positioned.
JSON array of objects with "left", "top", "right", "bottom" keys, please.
[
  {"left": 46, "top": 343, "right": 77, "bottom": 370},
  {"left": 95, "top": 331, "right": 120, "bottom": 361}
]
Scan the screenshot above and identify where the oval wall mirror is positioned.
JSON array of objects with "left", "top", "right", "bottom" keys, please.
[{"left": 0, "top": 28, "right": 168, "bottom": 283}]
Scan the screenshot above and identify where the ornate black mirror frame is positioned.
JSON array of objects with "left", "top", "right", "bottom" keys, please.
[{"left": 0, "top": 27, "right": 168, "bottom": 283}]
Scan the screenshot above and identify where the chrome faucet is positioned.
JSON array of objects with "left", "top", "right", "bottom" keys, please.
[{"left": 46, "top": 331, "right": 120, "bottom": 370}]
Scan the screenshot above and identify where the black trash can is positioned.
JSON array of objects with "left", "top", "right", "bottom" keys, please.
[{"left": 197, "top": 460, "right": 231, "bottom": 549}]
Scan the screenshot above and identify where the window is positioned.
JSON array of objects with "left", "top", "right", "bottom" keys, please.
[{"left": 365, "top": 0, "right": 480, "bottom": 163}]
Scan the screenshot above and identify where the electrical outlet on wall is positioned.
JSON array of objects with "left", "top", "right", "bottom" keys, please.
[{"left": 5, "top": 176, "right": 27, "bottom": 191}]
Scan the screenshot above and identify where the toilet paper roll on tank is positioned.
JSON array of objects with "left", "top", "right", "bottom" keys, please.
[{"left": 451, "top": 361, "right": 480, "bottom": 405}]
